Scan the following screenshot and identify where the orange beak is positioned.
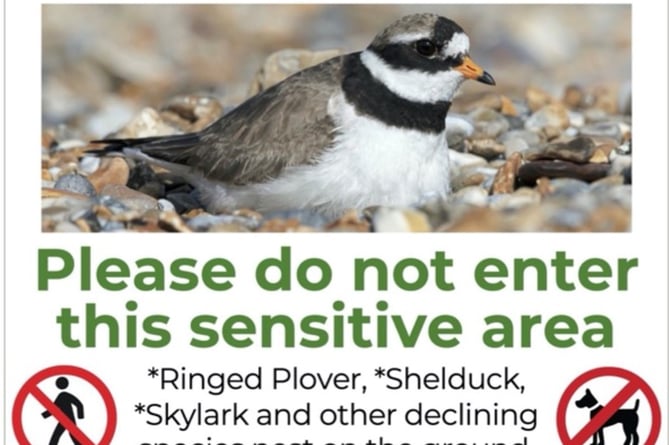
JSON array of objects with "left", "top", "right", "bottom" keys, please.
[{"left": 455, "top": 56, "right": 495, "bottom": 85}]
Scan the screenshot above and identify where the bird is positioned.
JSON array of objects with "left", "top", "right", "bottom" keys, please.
[{"left": 93, "top": 13, "right": 495, "bottom": 217}]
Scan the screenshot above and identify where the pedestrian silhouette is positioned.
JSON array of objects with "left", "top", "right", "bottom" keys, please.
[{"left": 41, "top": 377, "right": 84, "bottom": 445}]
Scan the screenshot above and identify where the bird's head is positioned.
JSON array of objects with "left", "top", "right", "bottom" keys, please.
[{"left": 362, "top": 13, "right": 495, "bottom": 104}]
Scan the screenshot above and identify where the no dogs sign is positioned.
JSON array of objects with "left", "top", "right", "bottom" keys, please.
[{"left": 4, "top": 2, "right": 669, "bottom": 445}]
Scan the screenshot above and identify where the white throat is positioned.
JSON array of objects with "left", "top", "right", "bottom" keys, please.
[{"left": 360, "top": 49, "right": 465, "bottom": 104}]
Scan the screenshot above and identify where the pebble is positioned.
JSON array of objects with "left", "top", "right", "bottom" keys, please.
[
  {"left": 99, "top": 184, "right": 159, "bottom": 212},
  {"left": 502, "top": 137, "right": 530, "bottom": 159},
  {"left": 248, "top": 48, "right": 343, "bottom": 95},
  {"left": 467, "top": 138, "right": 507, "bottom": 160},
  {"left": 158, "top": 199, "right": 176, "bottom": 212},
  {"left": 562, "top": 84, "right": 585, "bottom": 109},
  {"left": 325, "top": 210, "right": 370, "bottom": 232},
  {"left": 585, "top": 205, "right": 630, "bottom": 232},
  {"left": 372, "top": 207, "right": 431, "bottom": 232},
  {"left": 525, "top": 86, "right": 554, "bottom": 112},
  {"left": 54, "top": 173, "right": 97, "bottom": 197},
  {"left": 469, "top": 108, "right": 510, "bottom": 139},
  {"left": 518, "top": 160, "right": 609, "bottom": 184},
  {"left": 524, "top": 103, "right": 570, "bottom": 132},
  {"left": 609, "top": 155, "right": 632, "bottom": 180},
  {"left": 111, "top": 107, "right": 180, "bottom": 139},
  {"left": 489, "top": 188, "right": 541, "bottom": 211},
  {"left": 579, "top": 122, "right": 623, "bottom": 143},
  {"left": 451, "top": 166, "right": 498, "bottom": 191},
  {"left": 78, "top": 156, "right": 101, "bottom": 175},
  {"left": 491, "top": 152, "right": 522, "bottom": 194},
  {"left": 528, "top": 136, "right": 596, "bottom": 164},
  {"left": 88, "top": 157, "right": 130, "bottom": 192},
  {"left": 160, "top": 95, "right": 223, "bottom": 132},
  {"left": 262, "top": 209, "right": 330, "bottom": 229},
  {"left": 187, "top": 214, "right": 260, "bottom": 232},
  {"left": 450, "top": 186, "right": 489, "bottom": 207},
  {"left": 445, "top": 114, "right": 474, "bottom": 150},
  {"left": 438, "top": 207, "right": 504, "bottom": 232},
  {"left": 449, "top": 150, "right": 488, "bottom": 170}
]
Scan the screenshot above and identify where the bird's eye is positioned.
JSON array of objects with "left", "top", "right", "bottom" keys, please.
[{"left": 415, "top": 39, "right": 437, "bottom": 57}]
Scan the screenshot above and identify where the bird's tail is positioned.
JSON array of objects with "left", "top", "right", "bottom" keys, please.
[{"left": 89, "top": 133, "right": 201, "bottom": 164}]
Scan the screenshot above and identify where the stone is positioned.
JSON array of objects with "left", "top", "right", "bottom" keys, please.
[
  {"left": 261, "top": 209, "right": 330, "bottom": 229},
  {"left": 489, "top": 187, "right": 541, "bottom": 210},
  {"left": 591, "top": 84, "right": 619, "bottom": 114},
  {"left": 326, "top": 210, "right": 370, "bottom": 232},
  {"left": 439, "top": 207, "right": 504, "bottom": 232},
  {"left": 525, "top": 103, "right": 570, "bottom": 132},
  {"left": 158, "top": 199, "right": 176, "bottom": 212},
  {"left": 449, "top": 150, "right": 488, "bottom": 170},
  {"left": 585, "top": 205, "right": 630, "bottom": 231},
  {"left": 579, "top": 122, "right": 623, "bottom": 143},
  {"left": 491, "top": 152, "right": 523, "bottom": 194},
  {"left": 502, "top": 137, "right": 530, "bottom": 159},
  {"left": 248, "top": 48, "right": 343, "bottom": 95},
  {"left": 99, "top": 184, "right": 159, "bottom": 212},
  {"left": 500, "top": 96, "right": 518, "bottom": 116},
  {"left": 54, "top": 173, "right": 97, "bottom": 197},
  {"left": 372, "top": 207, "right": 431, "bottom": 232},
  {"left": 528, "top": 136, "right": 597, "bottom": 164},
  {"left": 468, "top": 108, "right": 510, "bottom": 139},
  {"left": 187, "top": 213, "right": 260, "bottom": 232},
  {"left": 545, "top": 178, "right": 591, "bottom": 197},
  {"left": 467, "top": 138, "right": 507, "bottom": 160},
  {"left": 568, "top": 111, "right": 585, "bottom": 128},
  {"left": 525, "top": 86, "right": 555, "bottom": 112},
  {"left": 562, "top": 85, "right": 585, "bottom": 109},
  {"left": 445, "top": 114, "right": 474, "bottom": 150},
  {"left": 88, "top": 157, "right": 130, "bottom": 192},
  {"left": 111, "top": 107, "right": 180, "bottom": 139},
  {"left": 589, "top": 144, "right": 614, "bottom": 164},
  {"left": 609, "top": 155, "right": 632, "bottom": 178},
  {"left": 451, "top": 166, "right": 497, "bottom": 191},
  {"left": 450, "top": 186, "right": 489, "bottom": 207},
  {"left": 518, "top": 160, "right": 609, "bottom": 184},
  {"left": 499, "top": 129, "right": 543, "bottom": 147},
  {"left": 160, "top": 95, "right": 223, "bottom": 132},
  {"left": 78, "top": 156, "right": 101, "bottom": 175},
  {"left": 159, "top": 211, "right": 193, "bottom": 233},
  {"left": 258, "top": 218, "right": 314, "bottom": 232}
]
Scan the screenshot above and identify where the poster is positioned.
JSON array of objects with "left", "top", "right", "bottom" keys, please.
[{"left": 3, "top": 1, "right": 667, "bottom": 444}]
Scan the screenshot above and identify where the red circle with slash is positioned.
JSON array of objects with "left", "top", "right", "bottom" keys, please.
[
  {"left": 556, "top": 367, "right": 661, "bottom": 445},
  {"left": 12, "top": 365, "right": 117, "bottom": 445}
]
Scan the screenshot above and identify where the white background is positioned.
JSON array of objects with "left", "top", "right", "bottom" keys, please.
[{"left": 3, "top": 1, "right": 668, "bottom": 444}]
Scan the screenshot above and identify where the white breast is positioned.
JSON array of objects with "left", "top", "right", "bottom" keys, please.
[{"left": 201, "top": 92, "right": 450, "bottom": 217}]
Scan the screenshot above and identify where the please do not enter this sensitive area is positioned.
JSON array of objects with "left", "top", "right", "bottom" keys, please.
[
  {"left": 36, "top": 246, "right": 634, "bottom": 349},
  {"left": 37, "top": 246, "right": 638, "bottom": 292}
]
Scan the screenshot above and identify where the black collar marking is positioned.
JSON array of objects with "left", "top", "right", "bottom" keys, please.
[{"left": 342, "top": 53, "right": 451, "bottom": 134}]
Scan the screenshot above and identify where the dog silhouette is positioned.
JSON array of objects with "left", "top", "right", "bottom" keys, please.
[{"left": 575, "top": 388, "right": 639, "bottom": 445}]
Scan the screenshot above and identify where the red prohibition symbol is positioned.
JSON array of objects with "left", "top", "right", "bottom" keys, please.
[
  {"left": 556, "top": 367, "right": 661, "bottom": 445},
  {"left": 12, "top": 365, "right": 117, "bottom": 445}
]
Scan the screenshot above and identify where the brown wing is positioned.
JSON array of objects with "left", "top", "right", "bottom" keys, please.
[{"left": 127, "top": 56, "right": 346, "bottom": 185}]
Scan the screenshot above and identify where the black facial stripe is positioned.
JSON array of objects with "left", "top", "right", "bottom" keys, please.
[
  {"left": 341, "top": 53, "right": 450, "bottom": 134},
  {"left": 373, "top": 44, "right": 464, "bottom": 73},
  {"left": 434, "top": 17, "right": 464, "bottom": 44}
]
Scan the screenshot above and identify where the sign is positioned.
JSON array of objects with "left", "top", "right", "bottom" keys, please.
[
  {"left": 12, "top": 365, "right": 117, "bottom": 445},
  {"left": 557, "top": 367, "right": 661, "bottom": 445}
]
